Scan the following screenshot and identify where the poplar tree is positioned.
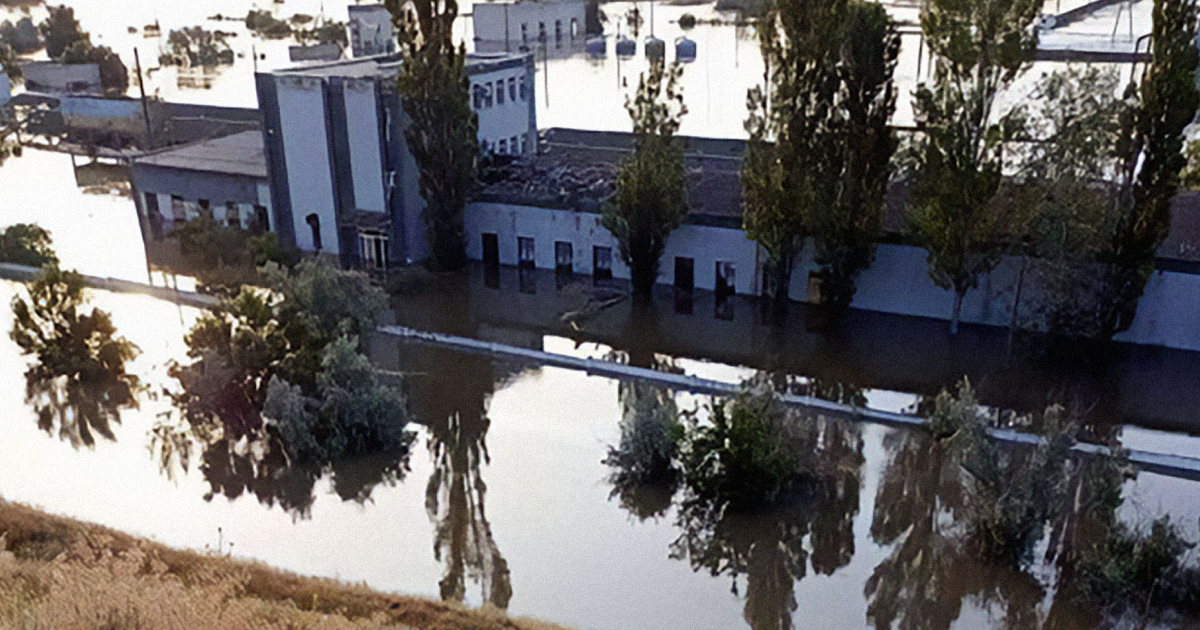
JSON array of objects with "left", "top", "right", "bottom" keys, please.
[
  {"left": 905, "top": 0, "right": 1041, "bottom": 334},
  {"left": 388, "top": 0, "right": 479, "bottom": 272}
]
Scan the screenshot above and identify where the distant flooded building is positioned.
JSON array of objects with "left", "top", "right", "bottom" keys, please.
[
  {"left": 21, "top": 61, "right": 103, "bottom": 95},
  {"left": 130, "top": 130, "right": 272, "bottom": 267},
  {"left": 254, "top": 52, "right": 536, "bottom": 267},
  {"left": 472, "top": 0, "right": 587, "bottom": 53},
  {"left": 347, "top": 4, "right": 395, "bottom": 58}
]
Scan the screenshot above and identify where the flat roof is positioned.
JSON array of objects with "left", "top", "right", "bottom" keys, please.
[
  {"left": 270, "top": 51, "right": 531, "bottom": 80},
  {"left": 133, "top": 130, "right": 267, "bottom": 179}
]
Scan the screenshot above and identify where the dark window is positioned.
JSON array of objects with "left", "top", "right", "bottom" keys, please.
[
  {"left": 538, "top": 22, "right": 546, "bottom": 43},
  {"left": 306, "top": 213, "right": 322, "bottom": 250},
  {"left": 198, "top": 199, "right": 210, "bottom": 212},
  {"left": 518, "top": 236, "right": 535, "bottom": 268},
  {"left": 521, "top": 23, "right": 528, "bottom": 44},
  {"left": 482, "top": 233, "right": 499, "bottom": 266},
  {"left": 593, "top": 245, "right": 612, "bottom": 280},
  {"left": 473, "top": 85, "right": 483, "bottom": 109},
  {"left": 170, "top": 195, "right": 186, "bottom": 220},
  {"left": 144, "top": 193, "right": 163, "bottom": 240},
  {"left": 254, "top": 205, "right": 270, "bottom": 233},
  {"left": 716, "top": 261, "right": 736, "bottom": 298},
  {"left": 519, "top": 76, "right": 528, "bottom": 101},
  {"left": 555, "top": 241, "right": 573, "bottom": 272},
  {"left": 224, "top": 202, "right": 238, "bottom": 227},
  {"left": 520, "top": 135, "right": 528, "bottom": 154},
  {"left": 496, "top": 80, "right": 505, "bottom": 105},
  {"left": 674, "top": 257, "right": 694, "bottom": 291},
  {"left": 499, "top": 139, "right": 508, "bottom": 154},
  {"left": 508, "top": 77, "right": 517, "bottom": 102}
]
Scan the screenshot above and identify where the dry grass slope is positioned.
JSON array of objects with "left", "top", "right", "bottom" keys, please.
[{"left": 0, "top": 501, "right": 570, "bottom": 630}]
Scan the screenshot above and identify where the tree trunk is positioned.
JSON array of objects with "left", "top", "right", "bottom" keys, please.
[{"left": 950, "top": 291, "right": 964, "bottom": 336}]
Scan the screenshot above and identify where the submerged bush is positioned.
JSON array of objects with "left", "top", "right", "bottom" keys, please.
[
  {"left": 0, "top": 224, "right": 57, "bottom": 267},
  {"left": 1077, "top": 516, "right": 1200, "bottom": 619}
]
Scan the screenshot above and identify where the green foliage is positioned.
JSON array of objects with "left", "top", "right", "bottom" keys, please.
[
  {"left": 160, "top": 27, "right": 235, "bottom": 67},
  {"left": 245, "top": 10, "right": 292, "bottom": 39},
  {"left": 293, "top": 20, "right": 348, "bottom": 48},
  {"left": 163, "top": 260, "right": 404, "bottom": 514},
  {"left": 0, "top": 224, "right": 58, "bottom": 267},
  {"left": 173, "top": 214, "right": 299, "bottom": 294},
  {"left": 604, "top": 380, "right": 684, "bottom": 520},
  {"left": 10, "top": 265, "right": 141, "bottom": 448},
  {"left": 743, "top": 0, "right": 899, "bottom": 311},
  {"left": 1077, "top": 516, "right": 1200, "bottom": 618},
  {"left": 906, "top": 0, "right": 1040, "bottom": 334},
  {"left": 388, "top": 0, "right": 478, "bottom": 272},
  {"left": 0, "top": 17, "right": 41, "bottom": 55},
  {"left": 602, "top": 59, "right": 688, "bottom": 297},
  {"left": 38, "top": 5, "right": 84, "bottom": 59},
  {"left": 1100, "top": 0, "right": 1200, "bottom": 337},
  {"left": 0, "top": 43, "right": 19, "bottom": 82}
]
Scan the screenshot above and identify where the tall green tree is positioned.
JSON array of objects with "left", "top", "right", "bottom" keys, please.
[
  {"left": 905, "top": 0, "right": 1040, "bottom": 334},
  {"left": 603, "top": 59, "right": 689, "bottom": 299},
  {"left": 10, "top": 265, "right": 141, "bottom": 448},
  {"left": 1100, "top": 0, "right": 1200, "bottom": 337},
  {"left": 38, "top": 5, "right": 84, "bottom": 59},
  {"left": 387, "top": 0, "right": 478, "bottom": 272},
  {"left": 810, "top": 2, "right": 900, "bottom": 315},
  {"left": 743, "top": 0, "right": 899, "bottom": 315}
]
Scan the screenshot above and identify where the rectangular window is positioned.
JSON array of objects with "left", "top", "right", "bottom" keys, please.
[
  {"left": 473, "top": 85, "right": 483, "bottom": 109},
  {"left": 496, "top": 80, "right": 505, "bottom": 105},
  {"left": 674, "top": 257, "right": 694, "bottom": 291},
  {"left": 170, "top": 195, "right": 186, "bottom": 221},
  {"left": 518, "top": 236, "right": 535, "bottom": 268},
  {"left": 508, "top": 77, "right": 517, "bottom": 102},
  {"left": 538, "top": 22, "right": 546, "bottom": 42},
  {"left": 510, "top": 136, "right": 519, "bottom": 153},
  {"left": 360, "top": 230, "right": 389, "bottom": 270},
  {"left": 593, "top": 245, "right": 612, "bottom": 280},
  {"left": 498, "top": 139, "right": 508, "bottom": 154},
  {"left": 144, "top": 193, "right": 163, "bottom": 240},
  {"left": 482, "top": 232, "right": 499, "bottom": 266},
  {"left": 519, "top": 76, "right": 528, "bottom": 101},
  {"left": 555, "top": 241, "right": 573, "bottom": 272},
  {"left": 521, "top": 23, "right": 528, "bottom": 45},
  {"left": 485, "top": 84, "right": 494, "bottom": 108},
  {"left": 224, "top": 202, "right": 238, "bottom": 227},
  {"left": 520, "top": 135, "right": 528, "bottom": 154},
  {"left": 254, "top": 205, "right": 270, "bottom": 233},
  {"left": 716, "top": 261, "right": 736, "bottom": 298},
  {"left": 555, "top": 20, "right": 562, "bottom": 44}
]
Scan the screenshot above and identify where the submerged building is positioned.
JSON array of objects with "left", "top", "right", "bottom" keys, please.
[
  {"left": 472, "top": 0, "right": 587, "bottom": 53},
  {"left": 254, "top": 51, "right": 537, "bottom": 268}
]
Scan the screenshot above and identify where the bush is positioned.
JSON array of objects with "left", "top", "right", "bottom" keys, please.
[{"left": 0, "top": 224, "right": 57, "bottom": 267}]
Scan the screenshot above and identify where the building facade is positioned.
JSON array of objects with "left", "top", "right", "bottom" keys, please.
[
  {"left": 255, "top": 51, "right": 536, "bottom": 268},
  {"left": 348, "top": 4, "right": 395, "bottom": 58},
  {"left": 472, "top": 0, "right": 587, "bottom": 53}
]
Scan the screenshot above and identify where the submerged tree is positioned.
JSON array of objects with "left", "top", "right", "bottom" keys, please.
[
  {"left": 387, "top": 0, "right": 478, "bottom": 272},
  {"left": 672, "top": 380, "right": 863, "bottom": 630},
  {"left": 603, "top": 363, "right": 684, "bottom": 520},
  {"left": 603, "top": 59, "right": 689, "bottom": 299},
  {"left": 38, "top": 6, "right": 126, "bottom": 95},
  {"left": 1098, "top": 0, "right": 1200, "bottom": 338},
  {"left": 10, "top": 265, "right": 140, "bottom": 448},
  {"left": 743, "top": 0, "right": 899, "bottom": 315},
  {"left": 905, "top": 0, "right": 1040, "bottom": 334},
  {"left": 0, "top": 223, "right": 58, "bottom": 267},
  {"left": 159, "top": 260, "right": 409, "bottom": 515}
]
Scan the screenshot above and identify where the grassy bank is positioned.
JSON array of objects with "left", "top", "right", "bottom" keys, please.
[{"left": 0, "top": 501, "right": 569, "bottom": 630}]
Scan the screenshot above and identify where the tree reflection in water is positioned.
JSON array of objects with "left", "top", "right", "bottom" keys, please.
[
  {"left": 407, "top": 347, "right": 514, "bottom": 610},
  {"left": 606, "top": 376, "right": 865, "bottom": 630},
  {"left": 866, "top": 380, "right": 1200, "bottom": 630},
  {"left": 10, "top": 265, "right": 141, "bottom": 448}
]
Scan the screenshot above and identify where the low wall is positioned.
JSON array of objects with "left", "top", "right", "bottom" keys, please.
[{"left": 464, "top": 201, "right": 1200, "bottom": 352}]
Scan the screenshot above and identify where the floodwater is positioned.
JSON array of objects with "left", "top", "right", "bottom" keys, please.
[
  {"left": 3, "top": 1, "right": 1198, "bottom": 628},
  {"left": 2, "top": 0, "right": 1154, "bottom": 135}
]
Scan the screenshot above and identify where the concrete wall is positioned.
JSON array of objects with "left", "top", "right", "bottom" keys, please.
[
  {"left": 463, "top": 202, "right": 1200, "bottom": 352},
  {"left": 473, "top": 0, "right": 586, "bottom": 51},
  {"left": 276, "top": 75, "right": 339, "bottom": 254},
  {"left": 344, "top": 78, "right": 386, "bottom": 213},
  {"left": 469, "top": 60, "right": 536, "bottom": 154},
  {"left": 22, "top": 62, "right": 102, "bottom": 94},
  {"left": 348, "top": 4, "right": 394, "bottom": 58}
]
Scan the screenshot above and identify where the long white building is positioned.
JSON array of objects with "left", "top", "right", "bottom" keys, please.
[
  {"left": 472, "top": 0, "right": 587, "bottom": 53},
  {"left": 254, "top": 51, "right": 536, "bottom": 268}
]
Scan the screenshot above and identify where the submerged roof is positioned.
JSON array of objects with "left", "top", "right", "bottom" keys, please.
[
  {"left": 133, "top": 131, "right": 267, "bottom": 179},
  {"left": 474, "top": 128, "right": 745, "bottom": 226}
]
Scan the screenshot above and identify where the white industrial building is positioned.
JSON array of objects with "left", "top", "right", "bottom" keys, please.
[
  {"left": 472, "top": 0, "right": 587, "bottom": 53},
  {"left": 255, "top": 51, "right": 536, "bottom": 268}
]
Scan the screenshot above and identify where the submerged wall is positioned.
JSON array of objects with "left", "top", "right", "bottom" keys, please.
[{"left": 464, "top": 201, "right": 1200, "bottom": 352}]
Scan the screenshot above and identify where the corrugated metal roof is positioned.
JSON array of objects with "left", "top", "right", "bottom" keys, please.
[{"left": 133, "top": 130, "right": 267, "bottom": 179}]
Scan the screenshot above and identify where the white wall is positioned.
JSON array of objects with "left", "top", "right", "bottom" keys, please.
[
  {"left": 464, "top": 202, "right": 1200, "bottom": 352},
  {"left": 344, "top": 79, "right": 386, "bottom": 213},
  {"left": 466, "top": 202, "right": 759, "bottom": 293},
  {"left": 277, "top": 76, "right": 339, "bottom": 254},
  {"left": 471, "top": 66, "right": 534, "bottom": 154},
  {"left": 473, "top": 1, "right": 586, "bottom": 49}
]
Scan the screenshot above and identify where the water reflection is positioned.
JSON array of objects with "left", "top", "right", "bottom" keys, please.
[{"left": 406, "top": 347, "right": 517, "bottom": 609}]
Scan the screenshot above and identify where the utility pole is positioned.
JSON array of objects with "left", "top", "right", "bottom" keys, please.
[{"left": 134, "top": 48, "right": 154, "bottom": 148}]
